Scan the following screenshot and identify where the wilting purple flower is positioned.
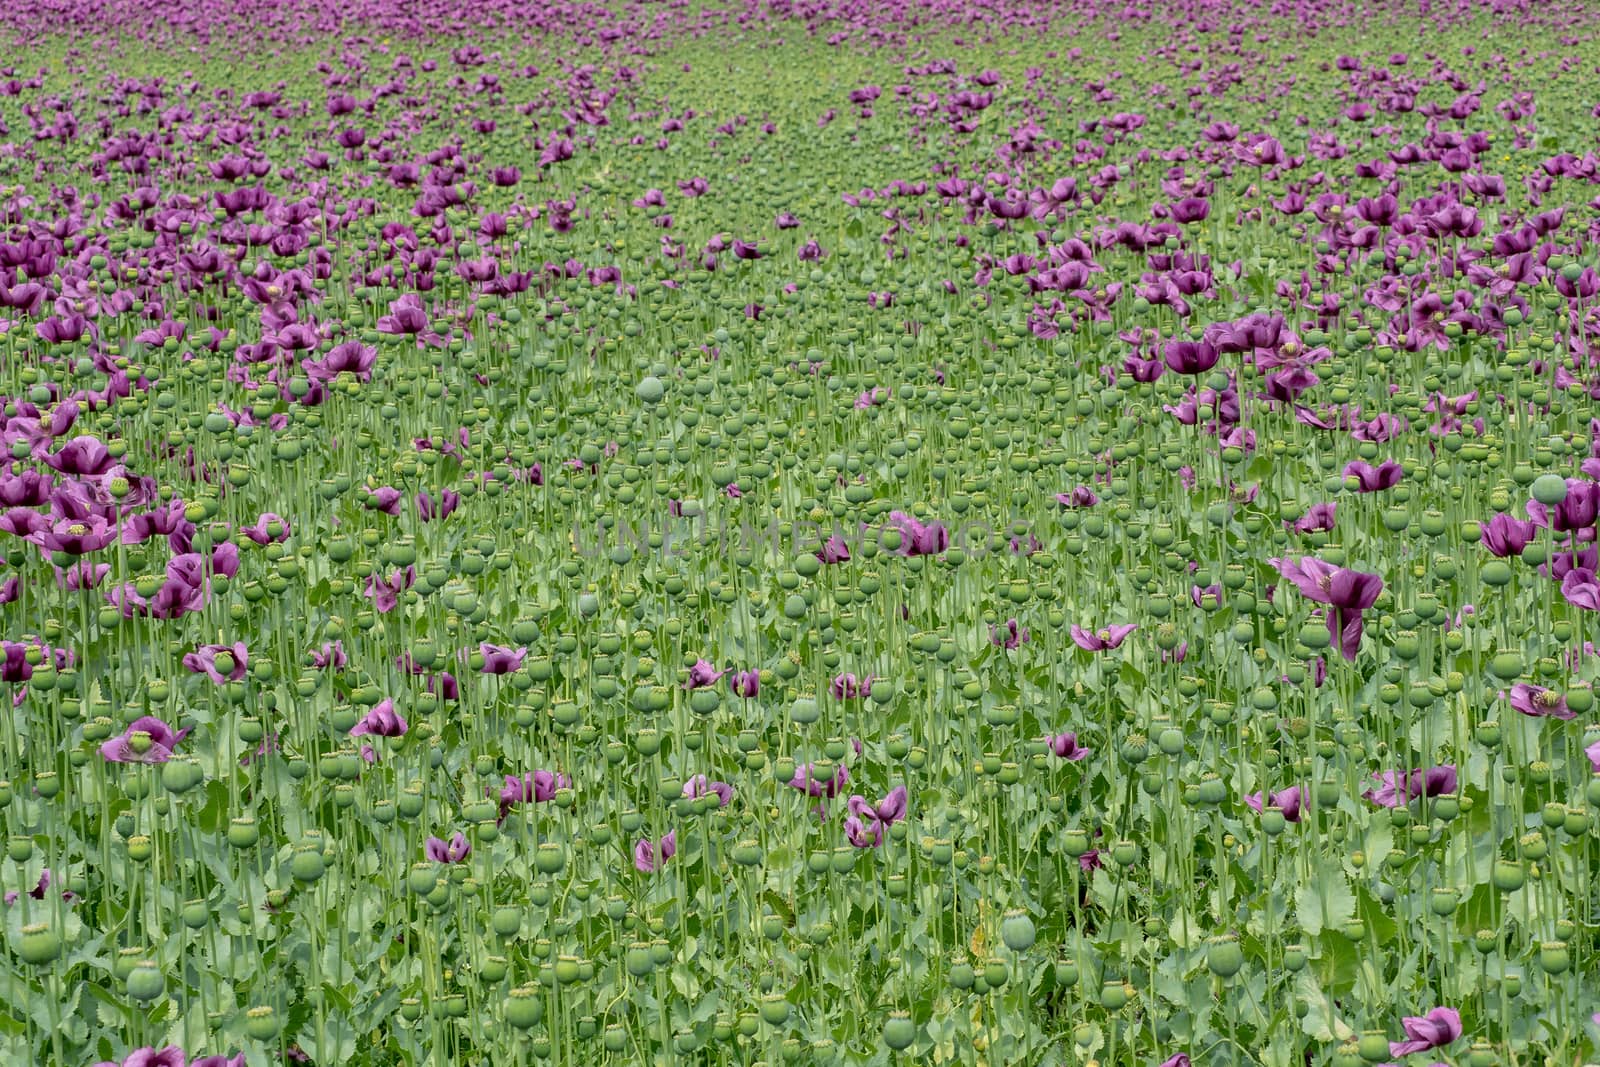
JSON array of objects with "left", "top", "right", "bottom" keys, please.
[
  {"left": 182, "top": 642, "right": 249, "bottom": 684},
  {"left": 101, "top": 716, "right": 190, "bottom": 764},
  {"left": 1389, "top": 1007, "right": 1462, "bottom": 1057},
  {"left": 425, "top": 832, "right": 471, "bottom": 864},
  {"left": 788, "top": 761, "right": 850, "bottom": 798},
  {"left": 94, "top": 1048, "right": 188, "bottom": 1067},
  {"left": 990, "top": 619, "right": 1030, "bottom": 649},
  {"left": 1363, "top": 766, "right": 1458, "bottom": 808},
  {"left": 1344, "top": 459, "right": 1404, "bottom": 492},
  {"left": 1070, "top": 624, "right": 1137, "bottom": 651},
  {"left": 1481, "top": 513, "right": 1537, "bottom": 558},
  {"left": 4, "top": 867, "right": 73, "bottom": 906},
  {"left": 729, "top": 670, "right": 760, "bottom": 697},
  {"left": 1046, "top": 732, "right": 1090, "bottom": 760},
  {"left": 685, "top": 659, "right": 725, "bottom": 688},
  {"left": 310, "top": 641, "right": 347, "bottom": 670},
  {"left": 1243, "top": 786, "right": 1305, "bottom": 822},
  {"left": 417, "top": 489, "right": 460, "bottom": 523},
  {"left": 1271, "top": 557, "right": 1383, "bottom": 661},
  {"left": 1507, "top": 683, "right": 1575, "bottom": 720},
  {"left": 1289, "top": 502, "right": 1337, "bottom": 534},
  {"left": 241, "top": 512, "right": 291, "bottom": 545},
  {"left": 1562, "top": 568, "right": 1600, "bottom": 610},
  {"left": 365, "top": 567, "right": 415, "bottom": 613},
  {"left": 368, "top": 487, "right": 403, "bottom": 515},
  {"left": 830, "top": 673, "right": 875, "bottom": 699},
  {"left": 1055, "top": 486, "right": 1098, "bottom": 508},
  {"left": 888, "top": 510, "right": 948, "bottom": 556},
  {"left": 477, "top": 643, "right": 527, "bottom": 675},
  {"left": 635, "top": 830, "right": 678, "bottom": 873},
  {"left": 844, "top": 786, "right": 908, "bottom": 847},
  {"left": 494, "top": 770, "right": 570, "bottom": 822},
  {"left": 349, "top": 700, "right": 407, "bottom": 738},
  {"left": 816, "top": 534, "right": 851, "bottom": 564},
  {"left": 683, "top": 774, "right": 734, "bottom": 807}
]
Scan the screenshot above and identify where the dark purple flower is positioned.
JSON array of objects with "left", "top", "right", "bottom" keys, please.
[
  {"left": 1055, "top": 486, "right": 1099, "bottom": 508},
  {"left": 1163, "top": 340, "right": 1219, "bottom": 375},
  {"left": 1562, "top": 568, "right": 1600, "bottom": 611},
  {"left": 1344, "top": 459, "right": 1404, "bottom": 492},
  {"left": 685, "top": 659, "right": 725, "bottom": 688},
  {"left": 788, "top": 761, "right": 849, "bottom": 798},
  {"left": 182, "top": 642, "right": 249, "bottom": 684},
  {"left": 425, "top": 832, "right": 471, "bottom": 864},
  {"left": 494, "top": 770, "right": 569, "bottom": 822},
  {"left": 990, "top": 618, "right": 1030, "bottom": 649},
  {"left": 101, "top": 716, "right": 190, "bottom": 764},
  {"left": 1389, "top": 1007, "right": 1462, "bottom": 1057},
  {"left": 815, "top": 534, "right": 851, "bottom": 564},
  {"left": 477, "top": 643, "right": 527, "bottom": 675},
  {"left": 729, "top": 670, "right": 760, "bottom": 698},
  {"left": 1046, "top": 732, "right": 1091, "bottom": 760},
  {"left": 241, "top": 512, "right": 291, "bottom": 545},
  {"left": 1243, "top": 786, "right": 1305, "bottom": 822},
  {"left": 634, "top": 830, "right": 677, "bottom": 872},
  {"left": 1270, "top": 557, "right": 1383, "bottom": 661},
  {"left": 1481, "top": 513, "right": 1537, "bottom": 558},
  {"left": 1507, "top": 683, "right": 1575, "bottom": 720},
  {"left": 888, "top": 510, "right": 948, "bottom": 556},
  {"left": 844, "top": 785, "right": 908, "bottom": 847},
  {"left": 1363, "top": 766, "right": 1457, "bottom": 808},
  {"left": 830, "top": 673, "right": 874, "bottom": 699},
  {"left": 682, "top": 774, "right": 734, "bottom": 807},
  {"left": 349, "top": 700, "right": 407, "bottom": 738}
]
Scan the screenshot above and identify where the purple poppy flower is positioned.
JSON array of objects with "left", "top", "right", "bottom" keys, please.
[
  {"left": 1070, "top": 624, "right": 1137, "bottom": 651},
  {"left": 310, "top": 641, "right": 347, "bottom": 671},
  {"left": 365, "top": 567, "right": 415, "bottom": 613},
  {"left": 1055, "top": 486, "right": 1099, "bottom": 508},
  {"left": 685, "top": 659, "right": 726, "bottom": 688},
  {"left": 349, "top": 700, "right": 407, "bottom": 738},
  {"left": 1289, "top": 502, "right": 1337, "bottom": 533},
  {"left": 729, "top": 670, "right": 760, "bottom": 697},
  {"left": 1160, "top": 1056, "right": 1192, "bottom": 1067},
  {"left": 368, "top": 487, "right": 403, "bottom": 515},
  {"left": 28, "top": 515, "right": 119, "bottom": 555},
  {"left": 182, "top": 642, "right": 249, "bottom": 684},
  {"left": 191, "top": 1056, "right": 246, "bottom": 1067},
  {"left": 425, "top": 832, "right": 472, "bottom": 864},
  {"left": 1389, "top": 1007, "right": 1462, "bottom": 1057},
  {"left": 1507, "top": 683, "right": 1575, "bottom": 720},
  {"left": 682, "top": 774, "right": 734, "bottom": 807},
  {"left": 418, "top": 489, "right": 461, "bottom": 523},
  {"left": 634, "top": 830, "right": 677, "bottom": 872},
  {"left": 1163, "top": 339, "right": 1219, "bottom": 375},
  {"left": 241, "top": 512, "right": 291, "bottom": 545},
  {"left": 815, "top": 534, "right": 851, "bottom": 565},
  {"left": 100, "top": 1049, "right": 188, "bottom": 1067},
  {"left": 990, "top": 618, "right": 1030, "bottom": 649},
  {"left": 1562, "top": 568, "right": 1600, "bottom": 610},
  {"left": 844, "top": 785, "right": 908, "bottom": 847},
  {"left": 477, "top": 643, "right": 527, "bottom": 675},
  {"left": 1363, "top": 766, "right": 1457, "bottom": 808},
  {"left": 1587, "top": 739, "right": 1600, "bottom": 773},
  {"left": 1481, "top": 513, "right": 1537, "bottom": 558},
  {"left": 1191, "top": 584, "right": 1222, "bottom": 609},
  {"left": 888, "top": 510, "right": 948, "bottom": 556},
  {"left": 1046, "top": 732, "right": 1091, "bottom": 760},
  {"left": 1344, "top": 459, "right": 1404, "bottom": 492},
  {"left": 494, "top": 770, "right": 569, "bottom": 822},
  {"left": 101, "top": 716, "right": 191, "bottom": 764},
  {"left": 830, "top": 672, "right": 875, "bottom": 699},
  {"left": 41, "top": 435, "right": 116, "bottom": 476},
  {"left": 1243, "top": 786, "right": 1305, "bottom": 822},
  {"left": 1270, "top": 557, "right": 1383, "bottom": 661},
  {"left": 788, "top": 761, "right": 849, "bottom": 798},
  {"left": 1079, "top": 849, "right": 1103, "bottom": 872},
  {"left": 1527, "top": 479, "right": 1600, "bottom": 533}
]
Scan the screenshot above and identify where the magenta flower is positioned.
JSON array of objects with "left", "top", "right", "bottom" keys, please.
[
  {"left": 788, "top": 761, "right": 850, "bottom": 798},
  {"left": 1527, "top": 479, "right": 1600, "bottom": 533},
  {"left": 815, "top": 534, "right": 851, "bottom": 565},
  {"left": 494, "top": 770, "right": 569, "bottom": 822},
  {"left": 682, "top": 774, "right": 734, "bottom": 807},
  {"left": 1243, "top": 786, "right": 1305, "bottom": 823},
  {"left": 1163, "top": 339, "right": 1220, "bottom": 375},
  {"left": 1587, "top": 738, "right": 1600, "bottom": 773},
  {"left": 365, "top": 567, "right": 416, "bottom": 613},
  {"left": 349, "top": 700, "right": 407, "bottom": 738},
  {"left": 1506, "top": 683, "right": 1575, "bottom": 719},
  {"left": 830, "top": 672, "right": 875, "bottom": 699},
  {"left": 634, "top": 829, "right": 677, "bottom": 873},
  {"left": 1481, "top": 513, "right": 1537, "bottom": 558},
  {"left": 1363, "top": 766, "right": 1457, "bottom": 808},
  {"left": 93, "top": 1048, "right": 188, "bottom": 1067},
  {"left": 1271, "top": 557, "right": 1383, "bottom": 661},
  {"left": 239, "top": 512, "right": 290, "bottom": 545},
  {"left": 1344, "top": 459, "right": 1404, "bottom": 492},
  {"left": 477, "top": 643, "right": 527, "bottom": 675},
  {"left": 1562, "top": 568, "right": 1600, "bottom": 610},
  {"left": 1070, "top": 624, "right": 1137, "bottom": 651},
  {"left": 425, "top": 832, "right": 471, "bottom": 864},
  {"left": 844, "top": 786, "right": 908, "bottom": 848},
  {"left": 27, "top": 515, "right": 119, "bottom": 555},
  {"left": 684, "top": 659, "right": 725, "bottom": 688},
  {"left": 1047, "top": 732, "right": 1090, "bottom": 760},
  {"left": 1389, "top": 1007, "right": 1462, "bottom": 1057},
  {"left": 101, "top": 716, "right": 190, "bottom": 764},
  {"left": 310, "top": 641, "right": 347, "bottom": 670},
  {"left": 888, "top": 510, "right": 948, "bottom": 556},
  {"left": 990, "top": 618, "right": 1030, "bottom": 649},
  {"left": 1055, "top": 486, "right": 1099, "bottom": 508},
  {"left": 729, "top": 670, "right": 760, "bottom": 697},
  {"left": 1289, "top": 502, "right": 1337, "bottom": 533},
  {"left": 182, "top": 642, "right": 249, "bottom": 684},
  {"left": 1159, "top": 1056, "right": 1191, "bottom": 1067}
]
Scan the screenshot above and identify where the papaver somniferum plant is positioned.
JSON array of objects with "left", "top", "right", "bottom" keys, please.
[{"left": 0, "top": 0, "right": 1598, "bottom": 1062}]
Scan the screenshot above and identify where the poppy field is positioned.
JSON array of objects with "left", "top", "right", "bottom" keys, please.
[{"left": 3, "top": 0, "right": 1600, "bottom": 1064}]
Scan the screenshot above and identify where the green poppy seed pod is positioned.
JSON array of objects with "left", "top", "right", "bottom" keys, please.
[
  {"left": 1538, "top": 941, "right": 1570, "bottom": 974},
  {"left": 1358, "top": 1031, "right": 1392, "bottom": 1063},
  {"left": 1520, "top": 831, "right": 1548, "bottom": 860},
  {"left": 759, "top": 993, "right": 791, "bottom": 1026},
  {"left": 948, "top": 961, "right": 976, "bottom": 990},
  {"left": 1429, "top": 888, "right": 1459, "bottom": 917},
  {"left": 1119, "top": 734, "right": 1149, "bottom": 765},
  {"left": 19, "top": 923, "right": 61, "bottom": 966},
  {"left": 1341, "top": 919, "right": 1367, "bottom": 942},
  {"left": 1206, "top": 936, "right": 1244, "bottom": 979},
  {"left": 290, "top": 845, "right": 325, "bottom": 883},
  {"left": 1282, "top": 945, "right": 1307, "bottom": 972},
  {"left": 982, "top": 957, "right": 1009, "bottom": 987},
  {"left": 1467, "top": 1042, "right": 1497, "bottom": 1067},
  {"left": 6, "top": 836, "right": 31, "bottom": 863},
  {"left": 1261, "top": 810, "right": 1287, "bottom": 836},
  {"left": 125, "top": 960, "right": 164, "bottom": 1002},
  {"left": 1502, "top": 974, "right": 1523, "bottom": 998},
  {"left": 1480, "top": 560, "right": 1512, "bottom": 586},
  {"left": 1475, "top": 720, "right": 1502, "bottom": 748},
  {"left": 243, "top": 1005, "right": 280, "bottom": 1041},
  {"left": 1099, "top": 980, "right": 1127, "bottom": 1010},
  {"left": 534, "top": 843, "right": 565, "bottom": 874},
  {"left": 732, "top": 840, "right": 762, "bottom": 866},
  {"left": 505, "top": 986, "right": 544, "bottom": 1030},
  {"left": 553, "top": 955, "right": 581, "bottom": 984},
  {"left": 1000, "top": 910, "right": 1036, "bottom": 952},
  {"left": 1567, "top": 687, "right": 1595, "bottom": 714},
  {"left": 126, "top": 835, "right": 153, "bottom": 862},
  {"left": 1492, "top": 859, "right": 1525, "bottom": 892},
  {"left": 1474, "top": 929, "right": 1498, "bottom": 954},
  {"left": 1531, "top": 473, "right": 1568, "bottom": 505},
  {"left": 882, "top": 1011, "right": 916, "bottom": 1051},
  {"left": 1564, "top": 807, "right": 1591, "bottom": 835}
]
